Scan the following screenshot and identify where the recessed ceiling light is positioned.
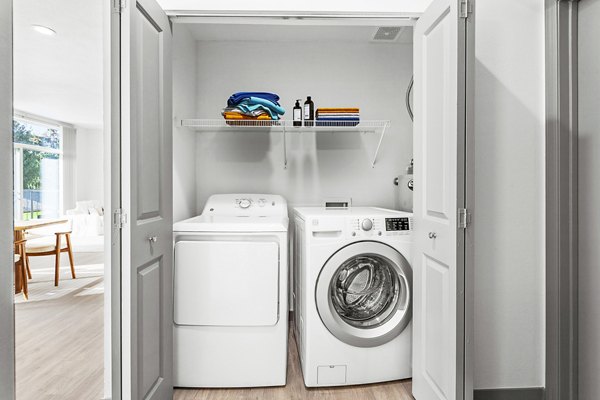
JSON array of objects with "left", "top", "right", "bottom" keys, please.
[{"left": 31, "top": 25, "right": 56, "bottom": 36}]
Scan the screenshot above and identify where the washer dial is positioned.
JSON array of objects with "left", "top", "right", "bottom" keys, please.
[{"left": 361, "top": 218, "right": 374, "bottom": 231}]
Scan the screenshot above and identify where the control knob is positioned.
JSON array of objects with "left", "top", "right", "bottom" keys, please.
[
  {"left": 239, "top": 199, "right": 251, "bottom": 209},
  {"left": 361, "top": 218, "right": 373, "bottom": 231}
]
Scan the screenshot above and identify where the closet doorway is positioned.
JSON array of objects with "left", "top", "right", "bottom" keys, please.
[{"left": 10, "top": 1, "right": 110, "bottom": 398}]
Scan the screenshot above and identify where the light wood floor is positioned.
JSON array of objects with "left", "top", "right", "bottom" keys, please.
[
  {"left": 15, "top": 252, "right": 104, "bottom": 400},
  {"left": 174, "top": 330, "right": 414, "bottom": 400},
  {"left": 14, "top": 252, "right": 412, "bottom": 400}
]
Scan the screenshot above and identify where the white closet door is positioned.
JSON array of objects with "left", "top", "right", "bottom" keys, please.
[
  {"left": 412, "top": 0, "right": 471, "bottom": 399},
  {"left": 117, "top": 0, "right": 173, "bottom": 398}
]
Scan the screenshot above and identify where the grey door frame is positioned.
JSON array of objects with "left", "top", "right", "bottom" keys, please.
[
  {"left": 545, "top": 1, "right": 579, "bottom": 400},
  {"left": 109, "top": 1, "right": 123, "bottom": 399},
  {"left": 0, "top": 0, "right": 15, "bottom": 398}
]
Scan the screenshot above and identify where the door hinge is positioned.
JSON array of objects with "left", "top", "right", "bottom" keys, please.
[
  {"left": 458, "top": 208, "right": 471, "bottom": 229},
  {"left": 460, "top": 0, "right": 473, "bottom": 18},
  {"left": 113, "top": 0, "right": 126, "bottom": 13},
  {"left": 113, "top": 208, "right": 128, "bottom": 229}
]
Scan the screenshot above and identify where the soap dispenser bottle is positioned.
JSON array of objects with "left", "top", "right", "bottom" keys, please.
[
  {"left": 304, "top": 96, "right": 314, "bottom": 127},
  {"left": 293, "top": 99, "right": 302, "bottom": 127}
]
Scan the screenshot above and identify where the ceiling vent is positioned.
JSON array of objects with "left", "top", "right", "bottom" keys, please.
[{"left": 372, "top": 26, "right": 402, "bottom": 42}]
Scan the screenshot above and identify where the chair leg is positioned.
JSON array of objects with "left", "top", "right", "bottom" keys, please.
[
  {"left": 14, "top": 260, "right": 21, "bottom": 295},
  {"left": 20, "top": 259, "right": 28, "bottom": 300},
  {"left": 65, "top": 233, "right": 76, "bottom": 279},
  {"left": 17, "top": 244, "right": 28, "bottom": 300},
  {"left": 25, "top": 252, "right": 32, "bottom": 280},
  {"left": 54, "top": 234, "right": 62, "bottom": 287}
]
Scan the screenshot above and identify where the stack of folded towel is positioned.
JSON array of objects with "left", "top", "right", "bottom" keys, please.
[
  {"left": 222, "top": 92, "right": 285, "bottom": 124},
  {"left": 316, "top": 108, "right": 360, "bottom": 127}
]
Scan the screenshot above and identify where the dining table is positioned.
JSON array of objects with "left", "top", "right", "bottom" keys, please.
[{"left": 13, "top": 218, "right": 69, "bottom": 295}]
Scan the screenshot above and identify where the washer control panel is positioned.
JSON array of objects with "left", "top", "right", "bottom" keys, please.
[{"left": 349, "top": 215, "right": 412, "bottom": 238}]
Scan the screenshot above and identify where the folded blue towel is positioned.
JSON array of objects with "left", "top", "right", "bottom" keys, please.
[
  {"left": 228, "top": 92, "right": 280, "bottom": 107},
  {"left": 245, "top": 97, "right": 285, "bottom": 115},
  {"left": 316, "top": 117, "right": 360, "bottom": 121},
  {"left": 234, "top": 103, "right": 281, "bottom": 120},
  {"left": 316, "top": 120, "right": 359, "bottom": 127}
]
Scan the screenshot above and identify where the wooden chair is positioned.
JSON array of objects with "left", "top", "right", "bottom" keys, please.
[
  {"left": 25, "top": 231, "right": 76, "bottom": 287},
  {"left": 14, "top": 239, "right": 28, "bottom": 300}
]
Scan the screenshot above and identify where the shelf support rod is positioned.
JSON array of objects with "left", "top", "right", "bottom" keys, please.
[
  {"left": 371, "top": 122, "right": 389, "bottom": 168},
  {"left": 283, "top": 123, "right": 288, "bottom": 169}
]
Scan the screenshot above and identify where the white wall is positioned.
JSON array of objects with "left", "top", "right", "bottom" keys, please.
[
  {"left": 172, "top": 24, "right": 198, "bottom": 221},
  {"left": 75, "top": 127, "right": 104, "bottom": 204},
  {"left": 192, "top": 40, "right": 413, "bottom": 212},
  {"left": 474, "top": 0, "right": 545, "bottom": 390},
  {"left": 578, "top": 1, "right": 600, "bottom": 398}
]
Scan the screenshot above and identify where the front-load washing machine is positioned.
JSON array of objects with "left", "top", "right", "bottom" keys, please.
[
  {"left": 173, "top": 194, "right": 289, "bottom": 387},
  {"left": 293, "top": 207, "right": 412, "bottom": 387}
]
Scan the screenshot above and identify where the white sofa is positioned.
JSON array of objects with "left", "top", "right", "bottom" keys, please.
[{"left": 64, "top": 200, "right": 104, "bottom": 252}]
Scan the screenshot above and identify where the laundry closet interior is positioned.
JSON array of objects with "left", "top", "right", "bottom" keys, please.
[
  {"left": 172, "top": 13, "right": 415, "bottom": 385},
  {"left": 171, "top": 20, "right": 414, "bottom": 216}
]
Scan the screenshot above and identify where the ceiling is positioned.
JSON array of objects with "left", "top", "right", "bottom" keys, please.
[
  {"left": 13, "top": 0, "right": 103, "bottom": 128},
  {"left": 183, "top": 23, "right": 413, "bottom": 44}
]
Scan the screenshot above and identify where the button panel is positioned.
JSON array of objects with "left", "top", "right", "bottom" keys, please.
[
  {"left": 202, "top": 194, "right": 286, "bottom": 217},
  {"left": 349, "top": 217, "right": 384, "bottom": 237},
  {"left": 235, "top": 197, "right": 272, "bottom": 209},
  {"left": 348, "top": 216, "right": 411, "bottom": 238}
]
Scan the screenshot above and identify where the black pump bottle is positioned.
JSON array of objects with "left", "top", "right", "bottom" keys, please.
[
  {"left": 304, "top": 96, "right": 314, "bottom": 127},
  {"left": 293, "top": 99, "right": 302, "bottom": 127}
]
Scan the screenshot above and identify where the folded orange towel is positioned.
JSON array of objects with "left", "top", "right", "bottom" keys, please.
[
  {"left": 316, "top": 108, "right": 360, "bottom": 113},
  {"left": 223, "top": 113, "right": 272, "bottom": 120}
]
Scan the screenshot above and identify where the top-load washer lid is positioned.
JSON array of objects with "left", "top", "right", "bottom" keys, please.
[{"left": 173, "top": 193, "right": 289, "bottom": 232}]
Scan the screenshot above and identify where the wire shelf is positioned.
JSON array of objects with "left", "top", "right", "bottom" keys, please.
[
  {"left": 179, "top": 118, "right": 391, "bottom": 168},
  {"left": 179, "top": 118, "right": 390, "bottom": 131}
]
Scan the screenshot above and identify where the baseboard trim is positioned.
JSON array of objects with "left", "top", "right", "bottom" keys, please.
[{"left": 474, "top": 387, "right": 544, "bottom": 400}]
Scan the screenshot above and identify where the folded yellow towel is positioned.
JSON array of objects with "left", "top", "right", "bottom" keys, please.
[{"left": 223, "top": 113, "right": 272, "bottom": 120}]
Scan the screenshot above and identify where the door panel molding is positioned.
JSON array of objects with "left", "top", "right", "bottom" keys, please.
[
  {"left": 134, "top": 3, "right": 164, "bottom": 221},
  {"left": 137, "top": 259, "right": 164, "bottom": 398}
]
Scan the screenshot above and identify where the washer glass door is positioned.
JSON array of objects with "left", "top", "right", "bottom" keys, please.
[
  {"left": 331, "top": 254, "right": 401, "bottom": 328},
  {"left": 316, "top": 241, "right": 412, "bottom": 347}
]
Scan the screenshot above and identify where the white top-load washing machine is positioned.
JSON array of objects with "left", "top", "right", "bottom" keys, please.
[
  {"left": 293, "top": 207, "right": 412, "bottom": 387},
  {"left": 173, "top": 194, "right": 289, "bottom": 388}
]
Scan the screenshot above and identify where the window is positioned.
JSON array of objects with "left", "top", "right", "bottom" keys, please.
[{"left": 13, "top": 118, "right": 63, "bottom": 220}]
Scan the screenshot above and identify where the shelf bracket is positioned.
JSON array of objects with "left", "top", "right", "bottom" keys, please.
[
  {"left": 283, "top": 124, "right": 288, "bottom": 169},
  {"left": 371, "top": 122, "right": 389, "bottom": 168}
]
